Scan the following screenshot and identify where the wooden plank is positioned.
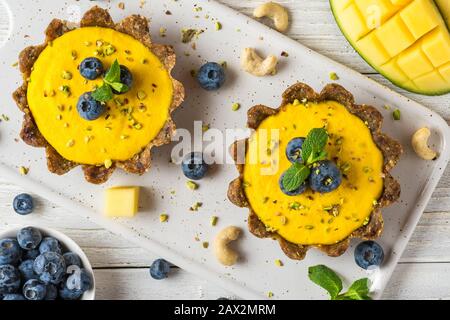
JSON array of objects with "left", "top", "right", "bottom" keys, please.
[{"left": 91, "top": 263, "right": 450, "bottom": 300}]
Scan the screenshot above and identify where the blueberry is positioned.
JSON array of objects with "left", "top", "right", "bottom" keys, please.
[
  {"left": 217, "top": 297, "right": 229, "bottom": 300},
  {"left": 33, "top": 252, "right": 66, "bottom": 285},
  {"left": 309, "top": 160, "right": 342, "bottom": 193},
  {"left": 79, "top": 57, "right": 104, "bottom": 80},
  {"left": 149, "top": 259, "right": 170, "bottom": 280},
  {"left": 63, "top": 252, "right": 82, "bottom": 268},
  {"left": 17, "top": 227, "right": 42, "bottom": 250},
  {"left": 286, "top": 137, "right": 305, "bottom": 163},
  {"left": 279, "top": 172, "right": 307, "bottom": 196},
  {"left": 59, "top": 284, "right": 83, "bottom": 300},
  {"left": 44, "top": 284, "right": 58, "bottom": 300},
  {"left": 23, "top": 279, "right": 47, "bottom": 301},
  {"left": 77, "top": 92, "right": 106, "bottom": 121},
  {"left": 18, "top": 260, "right": 38, "bottom": 281},
  {"left": 24, "top": 249, "right": 40, "bottom": 261},
  {"left": 110, "top": 65, "right": 133, "bottom": 94},
  {"left": 0, "top": 239, "right": 22, "bottom": 266},
  {"left": 181, "top": 152, "right": 209, "bottom": 180},
  {"left": 66, "top": 268, "right": 92, "bottom": 293},
  {"left": 0, "top": 265, "right": 21, "bottom": 294},
  {"left": 197, "top": 62, "right": 226, "bottom": 91},
  {"left": 354, "top": 241, "right": 385, "bottom": 270},
  {"left": 13, "top": 193, "right": 34, "bottom": 215},
  {"left": 3, "top": 294, "right": 26, "bottom": 300},
  {"left": 39, "top": 237, "right": 62, "bottom": 255}
]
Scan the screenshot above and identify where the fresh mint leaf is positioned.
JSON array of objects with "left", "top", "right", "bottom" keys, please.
[
  {"left": 104, "top": 59, "right": 121, "bottom": 84},
  {"left": 338, "top": 278, "right": 371, "bottom": 300},
  {"left": 282, "top": 163, "right": 310, "bottom": 192},
  {"left": 109, "top": 82, "right": 129, "bottom": 93},
  {"left": 91, "top": 84, "right": 113, "bottom": 102},
  {"left": 302, "top": 128, "right": 329, "bottom": 165},
  {"left": 308, "top": 265, "right": 343, "bottom": 300}
]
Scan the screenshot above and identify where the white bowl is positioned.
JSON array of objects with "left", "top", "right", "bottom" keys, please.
[{"left": 0, "top": 226, "right": 95, "bottom": 300}]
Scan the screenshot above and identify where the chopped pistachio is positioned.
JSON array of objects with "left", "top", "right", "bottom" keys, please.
[
  {"left": 124, "top": 49, "right": 131, "bottom": 55},
  {"left": 133, "top": 123, "right": 143, "bottom": 130},
  {"left": 215, "top": 21, "right": 222, "bottom": 30},
  {"left": 274, "top": 259, "right": 283, "bottom": 267},
  {"left": 104, "top": 44, "right": 116, "bottom": 56},
  {"left": 160, "top": 214, "right": 169, "bottom": 223},
  {"left": 393, "top": 109, "right": 401, "bottom": 121},
  {"left": 202, "top": 242, "right": 209, "bottom": 249},
  {"left": 1, "top": 114, "right": 10, "bottom": 121},
  {"left": 202, "top": 124, "right": 210, "bottom": 132},
  {"left": 329, "top": 72, "right": 339, "bottom": 81},
  {"left": 12, "top": 61, "right": 18, "bottom": 67},
  {"left": 159, "top": 27, "right": 167, "bottom": 37},
  {"left": 19, "top": 166, "right": 29, "bottom": 175},
  {"left": 231, "top": 103, "right": 240, "bottom": 111},
  {"left": 71, "top": 50, "right": 77, "bottom": 60},
  {"left": 210, "top": 216, "right": 218, "bottom": 226},
  {"left": 84, "top": 41, "right": 92, "bottom": 46},
  {"left": 186, "top": 180, "right": 198, "bottom": 190},
  {"left": 84, "top": 136, "right": 92, "bottom": 143},
  {"left": 267, "top": 292, "right": 274, "bottom": 298},
  {"left": 137, "top": 90, "right": 147, "bottom": 100},
  {"left": 141, "top": 58, "right": 148, "bottom": 64},
  {"left": 61, "top": 71, "right": 73, "bottom": 80},
  {"left": 305, "top": 225, "right": 315, "bottom": 230},
  {"left": 66, "top": 140, "right": 75, "bottom": 148},
  {"left": 190, "top": 202, "right": 203, "bottom": 211},
  {"left": 383, "top": 104, "right": 391, "bottom": 110},
  {"left": 120, "top": 135, "right": 129, "bottom": 140},
  {"left": 59, "top": 85, "right": 71, "bottom": 97},
  {"left": 293, "top": 99, "right": 300, "bottom": 106},
  {"left": 104, "top": 159, "right": 113, "bottom": 169}
]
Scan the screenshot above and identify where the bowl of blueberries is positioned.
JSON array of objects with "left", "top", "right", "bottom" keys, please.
[{"left": 0, "top": 226, "right": 95, "bottom": 300}]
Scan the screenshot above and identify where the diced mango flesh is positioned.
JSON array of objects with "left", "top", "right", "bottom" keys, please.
[
  {"left": 331, "top": 0, "right": 450, "bottom": 94},
  {"left": 105, "top": 187, "right": 140, "bottom": 218}
]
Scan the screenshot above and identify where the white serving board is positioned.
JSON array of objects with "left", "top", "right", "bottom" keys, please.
[{"left": 0, "top": 0, "right": 449, "bottom": 300}]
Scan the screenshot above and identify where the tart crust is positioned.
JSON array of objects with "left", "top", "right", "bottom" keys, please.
[
  {"left": 228, "top": 83, "right": 402, "bottom": 260},
  {"left": 12, "top": 6, "right": 185, "bottom": 184}
]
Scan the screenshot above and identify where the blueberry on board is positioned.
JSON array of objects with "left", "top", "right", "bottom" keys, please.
[
  {"left": 24, "top": 249, "right": 40, "bottom": 261},
  {"left": 286, "top": 137, "right": 305, "bottom": 163},
  {"left": 354, "top": 241, "right": 385, "bottom": 270},
  {"left": 278, "top": 172, "right": 307, "bottom": 196},
  {"left": 18, "top": 260, "right": 38, "bottom": 281},
  {"left": 33, "top": 252, "right": 66, "bottom": 285},
  {"left": 23, "top": 279, "right": 47, "bottom": 301},
  {"left": 17, "top": 227, "right": 42, "bottom": 250},
  {"left": 38, "top": 237, "right": 62, "bottom": 255},
  {"left": 110, "top": 65, "right": 133, "bottom": 94},
  {"left": 3, "top": 294, "right": 26, "bottom": 300},
  {"left": 309, "top": 160, "right": 342, "bottom": 193},
  {"left": 59, "top": 284, "right": 83, "bottom": 300},
  {"left": 0, "top": 265, "right": 21, "bottom": 294},
  {"left": 77, "top": 92, "right": 106, "bottom": 121},
  {"left": 181, "top": 152, "right": 209, "bottom": 180},
  {"left": 63, "top": 252, "right": 82, "bottom": 268},
  {"left": 197, "top": 62, "right": 226, "bottom": 91},
  {"left": 149, "top": 259, "right": 170, "bottom": 280},
  {"left": 66, "top": 268, "right": 92, "bottom": 293},
  {"left": 217, "top": 297, "right": 229, "bottom": 300},
  {"left": 0, "top": 238, "right": 22, "bottom": 266},
  {"left": 44, "top": 284, "right": 58, "bottom": 300},
  {"left": 79, "top": 57, "right": 104, "bottom": 80},
  {"left": 13, "top": 194, "right": 34, "bottom": 215}
]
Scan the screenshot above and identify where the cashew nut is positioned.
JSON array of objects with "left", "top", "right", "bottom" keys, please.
[
  {"left": 253, "top": 2, "right": 289, "bottom": 32},
  {"left": 411, "top": 127, "right": 438, "bottom": 160},
  {"left": 241, "top": 48, "right": 278, "bottom": 77},
  {"left": 214, "top": 226, "right": 242, "bottom": 266}
]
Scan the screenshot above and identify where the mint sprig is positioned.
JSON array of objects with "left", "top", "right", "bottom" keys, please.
[
  {"left": 282, "top": 163, "right": 311, "bottom": 192},
  {"left": 281, "top": 128, "right": 328, "bottom": 192},
  {"left": 308, "top": 265, "right": 371, "bottom": 300},
  {"left": 92, "top": 59, "right": 128, "bottom": 102}
]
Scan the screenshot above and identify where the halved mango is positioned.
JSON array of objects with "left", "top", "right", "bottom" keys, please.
[{"left": 331, "top": 0, "right": 450, "bottom": 95}]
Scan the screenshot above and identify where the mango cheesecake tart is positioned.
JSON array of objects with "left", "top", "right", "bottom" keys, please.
[
  {"left": 13, "top": 6, "right": 184, "bottom": 184},
  {"left": 228, "top": 83, "right": 402, "bottom": 260}
]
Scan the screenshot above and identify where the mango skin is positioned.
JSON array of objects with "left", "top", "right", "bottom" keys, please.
[{"left": 330, "top": 0, "right": 450, "bottom": 96}]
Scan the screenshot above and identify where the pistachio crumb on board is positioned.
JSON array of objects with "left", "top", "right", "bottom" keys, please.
[
  {"left": 19, "top": 166, "right": 29, "bottom": 175},
  {"left": 190, "top": 202, "right": 203, "bottom": 211},
  {"left": 186, "top": 180, "right": 199, "bottom": 190},
  {"left": 160, "top": 214, "right": 169, "bottom": 223}
]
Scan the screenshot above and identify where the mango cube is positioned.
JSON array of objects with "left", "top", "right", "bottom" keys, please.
[
  {"left": 399, "top": 0, "right": 439, "bottom": 39},
  {"left": 439, "top": 63, "right": 450, "bottom": 82},
  {"left": 105, "top": 186, "right": 140, "bottom": 218},
  {"left": 380, "top": 59, "right": 409, "bottom": 84},
  {"left": 339, "top": 4, "right": 370, "bottom": 41},
  {"left": 376, "top": 14, "right": 415, "bottom": 57},
  {"left": 357, "top": 32, "right": 391, "bottom": 64},
  {"left": 422, "top": 30, "right": 450, "bottom": 67},
  {"left": 413, "top": 71, "right": 448, "bottom": 92},
  {"left": 397, "top": 43, "right": 434, "bottom": 79},
  {"left": 390, "top": 0, "right": 412, "bottom": 6},
  {"left": 355, "top": 0, "right": 396, "bottom": 29}
]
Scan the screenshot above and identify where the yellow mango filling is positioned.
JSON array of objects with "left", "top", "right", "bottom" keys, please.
[
  {"left": 27, "top": 27, "right": 174, "bottom": 165},
  {"left": 331, "top": 0, "right": 450, "bottom": 95},
  {"left": 243, "top": 101, "right": 384, "bottom": 245}
]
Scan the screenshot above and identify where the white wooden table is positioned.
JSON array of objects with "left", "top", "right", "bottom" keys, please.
[{"left": 1, "top": 0, "right": 450, "bottom": 300}]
